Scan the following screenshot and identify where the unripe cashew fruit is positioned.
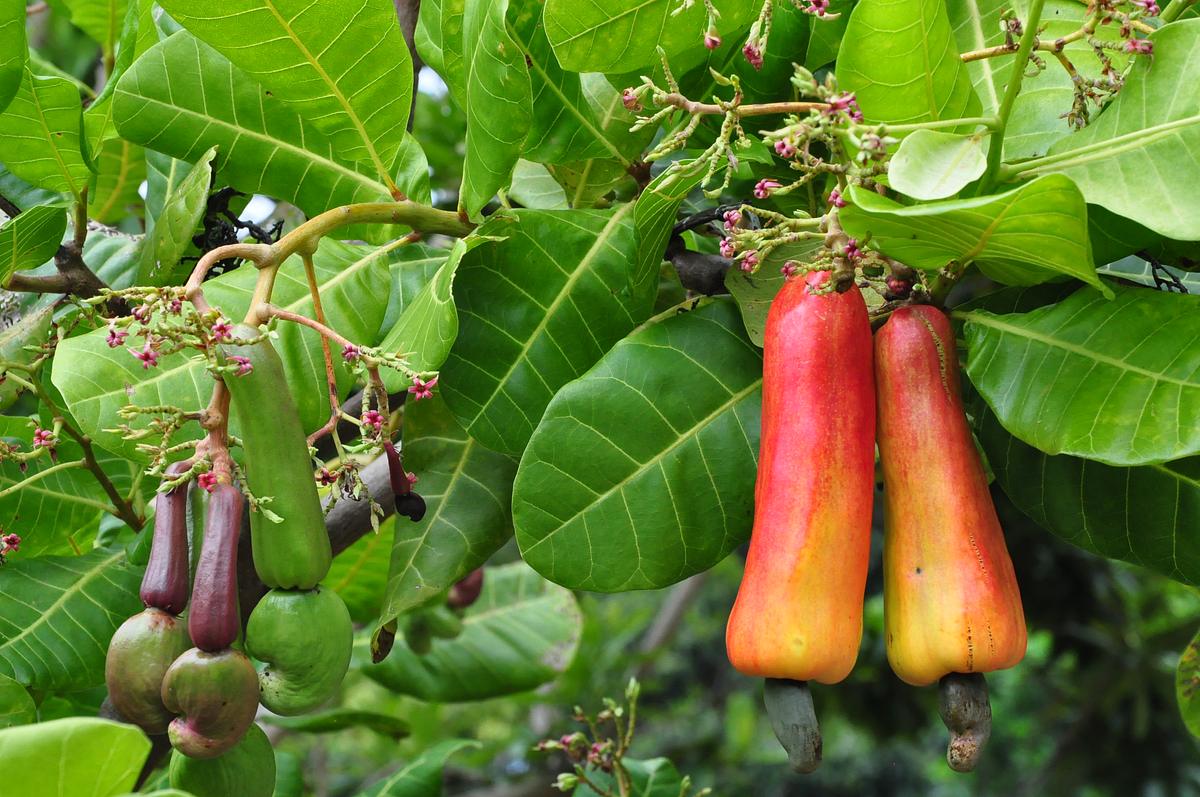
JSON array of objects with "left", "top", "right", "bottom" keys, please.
[
  {"left": 168, "top": 722, "right": 276, "bottom": 797},
  {"left": 105, "top": 608, "right": 191, "bottom": 734},
  {"left": 141, "top": 461, "right": 193, "bottom": 614},
  {"left": 875, "top": 305, "right": 1026, "bottom": 687},
  {"left": 245, "top": 587, "right": 352, "bottom": 715},
  {"left": 219, "top": 326, "right": 331, "bottom": 590},
  {"left": 188, "top": 484, "right": 244, "bottom": 653},
  {"left": 161, "top": 647, "right": 260, "bottom": 758},
  {"left": 726, "top": 272, "right": 876, "bottom": 684}
]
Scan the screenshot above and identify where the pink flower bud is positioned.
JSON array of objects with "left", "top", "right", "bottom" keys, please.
[
  {"left": 742, "top": 40, "right": 763, "bottom": 70},
  {"left": 754, "top": 179, "right": 782, "bottom": 199},
  {"left": 704, "top": 30, "right": 721, "bottom": 49},
  {"left": 719, "top": 238, "right": 737, "bottom": 258},
  {"left": 774, "top": 139, "right": 797, "bottom": 158}
]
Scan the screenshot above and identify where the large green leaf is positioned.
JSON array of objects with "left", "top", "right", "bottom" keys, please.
[
  {"left": 379, "top": 395, "right": 517, "bottom": 623},
  {"left": 543, "top": 0, "right": 756, "bottom": 74},
  {"left": 887, "top": 129, "right": 989, "bottom": 200},
  {"left": 0, "top": 549, "right": 143, "bottom": 691},
  {"left": 0, "top": 718, "right": 150, "bottom": 797},
  {"left": 112, "top": 32, "right": 397, "bottom": 221},
  {"left": 836, "top": 0, "right": 980, "bottom": 125},
  {"left": 514, "top": 298, "right": 761, "bottom": 591},
  {"left": 261, "top": 709, "right": 409, "bottom": 739},
  {"left": 0, "top": 306, "right": 53, "bottom": 411},
  {"left": 89, "top": 138, "right": 146, "bottom": 223},
  {"left": 948, "top": 0, "right": 1127, "bottom": 159},
  {"left": 440, "top": 206, "right": 649, "bottom": 455},
  {"left": 378, "top": 243, "right": 447, "bottom": 342},
  {"left": 358, "top": 739, "right": 478, "bottom": 797},
  {"left": 840, "top": 176, "right": 1105, "bottom": 291},
  {"left": 0, "top": 204, "right": 66, "bottom": 283},
  {"left": 458, "top": 0, "right": 533, "bottom": 218},
  {"left": 975, "top": 403, "right": 1200, "bottom": 584},
  {"left": 53, "top": 237, "right": 392, "bottom": 461},
  {"left": 1013, "top": 21, "right": 1200, "bottom": 240},
  {"left": 0, "top": 68, "right": 90, "bottom": 198},
  {"left": 632, "top": 161, "right": 704, "bottom": 291},
  {"left": 963, "top": 283, "right": 1200, "bottom": 467},
  {"left": 0, "top": 416, "right": 141, "bottom": 556},
  {"left": 157, "top": 0, "right": 412, "bottom": 187},
  {"left": 0, "top": 673, "right": 34, "bottom": 729},
  {"left": 138, "top": 145, "right": 215, "bottom": 286},
  {"left": 367, "top": 563, "right": 581, "bottom": 701},
  {"left": 1178, "top": 628, "right": 1200, "bottom": 737},
  {"left": 327, "top": 521, "right": 394, "bottom": 624},
  {"left": 59, "top": 0, "right": 129, "bottom": 56},
  {"left": 0, "top": 1, "right": 24, "bottom": 114},
  {"left": 725, "top": 238, "right": 825, "bottom": 347},
  {"left": 576, "top": 758, "right": 687, "bottom": 797}
]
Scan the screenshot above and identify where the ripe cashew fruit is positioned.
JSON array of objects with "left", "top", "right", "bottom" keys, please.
[
  {"left": 875, "top": 304, "right": 1026, "bottom": 687},
  {"left": 141, "top": 461, "right": 193, "bottom": 614},
  {"left": 219, "top": 326, "right": 331, "bottom": 590},
  {"left": 245, "top": 587, "right": 352, "bottom": 715},
  {"left": 104, "top": 608, "right": 191, "bottom": 734},
  {"left": 725, "top": 272, "right": 876, "bottom": 684},
  {"left": 168, "top": 722, "right": 276, "bottom": 797},
  {"left": 161, "top": 647, "right": 260, "bottom": 759},
  {"left": 188, "top": 484, "right": 244, "bottom": 653}
]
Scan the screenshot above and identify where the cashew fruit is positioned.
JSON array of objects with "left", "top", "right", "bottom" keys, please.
[
  {"left": 188, "top": 484, "right": 243, "bottom": 653},
  {"left": 105, "top": 608, "right": 191, "bottom": 734},
  {"left": 219, "top": 327, "right": 331, "bottom": 590},
  {"left": 875, "top": 304, "right": 1026, "bottom": 687},
  {"left": 245, "top": 587, "right": 352, "bottom": 715},
  {"left": 161, "top": 647, "right": 259, "bottom": 759},
  {"left": 141, "top": 461, "right": 192, "bottom": 614},
  {"left": 168, "top": 722, "right": 275, "bottom": 797},
  {"left": 726, "top": 272, "right": 875, "bottom": 684}
]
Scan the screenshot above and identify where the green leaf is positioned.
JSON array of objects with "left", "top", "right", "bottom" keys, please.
[
  {"left": 358, "top": 739, "right": 479, "bottom": 797},
  {"left": 0, "top": 204, "right": 66, "bottom": 282},
  {"left": 58, "top": 0, "right": 129, "bottom": 57},
  {"left": 0, "top": 1, "right": 25, "bottom": 114},
  {"left": 724, "top": 238, "right": 825, "bottom": 346},
  {"left": 53, "top": 238, "right": 392, "bottom": 461},
  {"left": 378, "top": 244, "right": 447, "bottom": 341},
  {"left": 0, "top": 306, "right": 53, "bottom": 412},
  {"left": 1097, "top": 257, "right": 1200, "bottom": 293},
  {"left": 0, "top": 673, "right": 35, "bottom": 729},
  {"left": 89, "top": 138, "right": 146, "bottom": 224},
  {"left": 458, "top": 0, "right": 533, "bottom": 218},
  {"left": 544, "top": 0, "right": 756, "bottom": 74},
  {"left": 0, "top": 717, "right": 151, "bottom": 796},
  {"left": 1013, "top": 21, "right": 1200, "bottom": 240},
  {"left": 378, "top": 234, "right": 496, "bottom": 386},
  {"left": 575, "top": 758, "right": 686, "bottom": 797},
  {"left": 261, "top": 709, "right": 409, "bottom": 739},
  {"left": 840, "top": 176, "right": 1106, "bottom": 291},
  {"left": 440, "top": 206, "right": 649, "bottom": 455},
  {"left": 806, "top": 0, "right": 852, "bottom": 69},
  {"left": 836, "top": 0, "right": 980, "bottom": 125},
  {"left": 379, "top": 395, "right": 517, "bottom": 623},
  {"left": 0, "top": 549, "right": 143, "bottom": 691},
  {"left": 0, "top": 68, "right": 90, "bottom": 198},
  {"left": 975, "top": 402, "right": 1200, "bottom": 585},
  {"left": 1178, "top": 628, "right": 1200, "bottom": 737},
  {"left": 366, "top": 563, "right": 581, "bottom": 702},
  {"left": 888, "top": 129, "right": 990, "bottom": 200},
  {"left": 963, "top": 283, "right": 1200, "bottom": 467},
  {"left": 514, "top": 298, "right": 761, "bottom": 591},
  {"left": 138, "top": 145, "right": 215, "bottom": 286},
  {"left": 633, "top": 161, "right": 705, "bottom": 292},
  {"left": 113, "top": 32, "right": 398, "bottom": 221},
  {"left": 157, "top": 0, "right": 413, "bottom": 186},
  {"left": 0, "top": 416, "right": 140, "bottom": 556},
  {"left": 508, "top": 160, "right": 569, "bottom": 209},
  {"left": 327, "top": 522, "right": 394, "bottom": 624}
]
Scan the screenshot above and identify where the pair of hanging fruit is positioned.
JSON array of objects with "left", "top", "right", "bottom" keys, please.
[{"left": 725, "top": 272, "right": 1026, "bottom": 773}]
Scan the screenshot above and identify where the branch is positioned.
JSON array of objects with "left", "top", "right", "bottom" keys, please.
[
  {"left": 322, "top": 451, "right": 395, "bottom": 556},
  {"left": 0, "top": 193, "right": 20, "bottom": 218},
  {"left": 393, "top": 0, "right": 424, "bottom": 131},
  {"left": 658, "top": 93, "right": 829, "bottom": 117},
  {"left": 980, "top": 0, "right": 1047, "bottom": 191}
]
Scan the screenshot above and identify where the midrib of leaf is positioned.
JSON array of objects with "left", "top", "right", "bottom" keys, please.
[
  {"left": 520, "top": 375, "right": 762, "bottom": 554},
  {"left": 962, "top": 310, "right": 1197, "bottom": 387},
  {"left": 956, "top": 1, "right": 1000, "bottom": 110},
  {"left": 113, "top": 89, "right": 389, "bottom": 196},
  {"left": 507, "top": 21, "right": 627, "bottom": 166},
  {"left": 959, "top": 193, "right": 1019, "bottom": 262},
  {"left": 550, "top": 0, "right": 662, "bottom": 46},
  {"left": 0, "top": 551, "right": 125, "bottom": 651},
  {"left": 461, "top": 204, "right": 634, "bottom": 428},
  {"left": 260, "top": 0, "right": 395, "bottom": 189},
  {"left": 93, "top": 140, "right": 134, "bottom": 219},
  {"left": 1012, "top": 113, "right": 1200, "bottom": 176},
  {"left": 28, "top": 77, "right": 81, "bottom": 198},
  {"left": 0, "top": 469, "right": 113, "bottom": 514}
]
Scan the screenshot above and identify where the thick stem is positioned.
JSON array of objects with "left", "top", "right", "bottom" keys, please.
[
  {"left": 762, "top": 679, "right": 822, "bottom": 774},
  {"left": 938, "top": 673, "right": 993, "bottom": 773},
  {"left": 980, "top": 0, "right": 1046, "bottom": 191},
  {"left": 1160, "top": 0, "right": 1196, "bottom": 21}
]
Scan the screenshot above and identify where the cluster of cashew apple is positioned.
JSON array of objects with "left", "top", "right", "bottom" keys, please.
[{"left": 726, "top": 274, "right": 1027, "bottom": 774}]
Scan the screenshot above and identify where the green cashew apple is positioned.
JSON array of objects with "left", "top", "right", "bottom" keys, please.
[
  {"left": 168, "top": 722, "right": 275, "bottom": 797},
  {"left": 105, "top": 608, "right": 191, "bottom": 734},
  {"left": 245, "top": 587, "right": 352, "bottom": 715},
  {"left": 161, "top": 647, "right": 260, "bottom": 758}
]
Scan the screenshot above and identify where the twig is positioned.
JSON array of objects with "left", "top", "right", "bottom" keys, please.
[{"left": 658, "top": 93, "right": 829, "bottom": 117}]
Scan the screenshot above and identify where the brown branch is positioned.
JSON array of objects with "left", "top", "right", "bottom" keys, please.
[
  {"left": 659, "top": 93, "right": 829, "bottom": 117},
  {"left": 0, "top": 193, "right": 20, "bottom": 218}
]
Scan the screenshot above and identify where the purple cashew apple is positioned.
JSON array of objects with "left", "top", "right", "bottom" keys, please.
[{"left": 160, "top": 647, "right": 260, "bottom": 759}]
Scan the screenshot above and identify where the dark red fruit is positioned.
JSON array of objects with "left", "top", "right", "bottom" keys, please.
[{"left": 188, "top": 484, "right": 243, "bottom": 652}]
